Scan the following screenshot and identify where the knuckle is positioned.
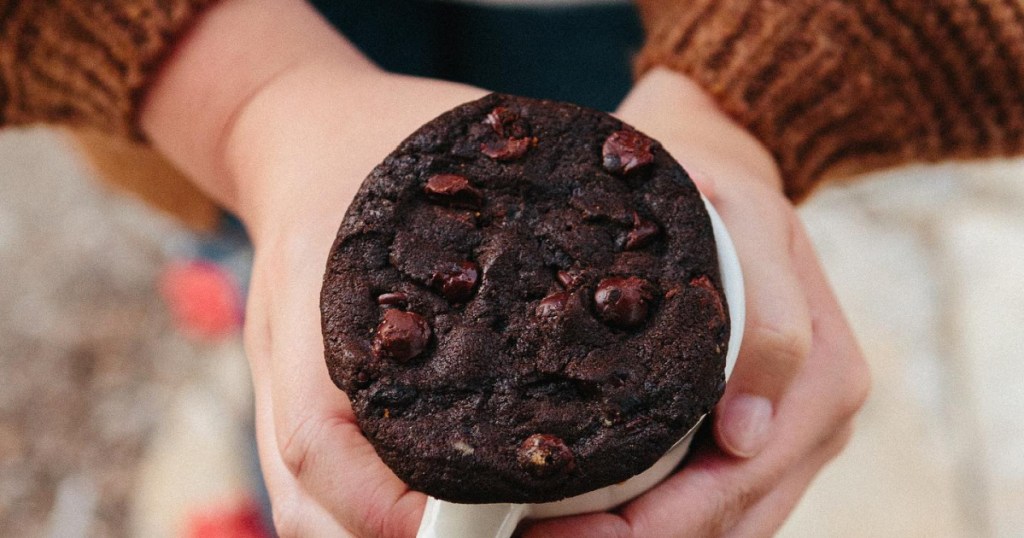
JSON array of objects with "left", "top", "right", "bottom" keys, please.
[
  {"left": 817, "top": 422, "right": 857, "bottom": 465},
  {"left": 693, "top": 470, "right": 767, "bottom": 538},
  {"left": 749, "top": 318, "right": 811, "bottom": 370},
  {"left": 702, "top": 485, "right": 759, "bottom": 537}
]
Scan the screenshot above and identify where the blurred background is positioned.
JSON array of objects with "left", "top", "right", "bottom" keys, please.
[{"left": 1, "top": 125, "right": 1022, "bottom": 537}]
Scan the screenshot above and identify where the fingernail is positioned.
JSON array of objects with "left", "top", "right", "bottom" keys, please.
[{"left": 719, "top": 394, "right": 773, "bottom": 458}]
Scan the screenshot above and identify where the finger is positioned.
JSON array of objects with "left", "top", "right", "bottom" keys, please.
[
  {"left": 526, "top": 224, "right": 868, "bottom": 538},
  {"left": 616, "top": 96, "right": 811, "bottom": 459},
  {"left": 706, "top": 228, "right": 867, "bottom": 536},
  {"left": 620, "top": 300, "right": 861, "bottom": 538},
  {"left": 520, "top": 430, "right": 831, "bottom": 538},
  {"left": 250, "top": 250, "right": 427, "bottom": 538},
  {"left": 527, "top": 422, "right": 852, "bottom": 538},
  {"left": 521, "top": 512, "right": 631, "bottom": 538},
  {"left": 245, "top": 278, "right": 355, "bottom": 537},
  {"left": 722, "top": 425, "right": 855, "bottom": 538},
  {"left": 252, "top": 376, "right": 357, "bottom": 538},
  {"left": 786, "top": 222, "right": 871, "bottom": 437},
  {"left": 712, "top": 185, "right": 812, "bottom": 458}
]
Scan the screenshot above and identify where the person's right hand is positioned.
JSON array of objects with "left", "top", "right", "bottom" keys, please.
[
  {"left": 226, "top": 67, "right": 488, "bottom": 537},
  {"left": 524, "top": 68, "right": 872, "bottom": 537}
]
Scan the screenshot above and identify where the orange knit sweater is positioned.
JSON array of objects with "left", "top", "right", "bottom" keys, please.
[
  {"left": 634, "top": 0, "right": 1024, "bottom": 200},
  {"left": 1, "top": 0, "right": 1022, "bottom": 208}
]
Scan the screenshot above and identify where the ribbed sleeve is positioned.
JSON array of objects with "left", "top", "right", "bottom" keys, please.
[
  {"left": 634, "top": 0, "right": 1024, "bottom": 201},
  {"left": 0, "top": 0, "right": 215, "bottom": 139}
]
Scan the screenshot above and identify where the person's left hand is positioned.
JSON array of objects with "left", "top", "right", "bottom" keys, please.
[{"left": 522, "top": 68, "right": 871, "bottom": 538}]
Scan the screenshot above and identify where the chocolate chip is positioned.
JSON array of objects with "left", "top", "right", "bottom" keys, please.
[
  {"left": 518, "top": 434, "right": 575, "bottom": 478},
  {"left": 372, "top": 309, "right": 431, "bottom": 362},
  {"left": 690, "top": 275, "right": 726, "bottom": 329},
  {"left": 430, "top": 261, "right": 480, "bottom": 303},
  {"left": 484, "top": 107, "right": 507, "bottom": 132},
  {"left": 594, "top": 276, "right": 657, "bottom": 328},
  {"left": 624, "top": 213, "right": 660, "bottom": 250},
  {"left": 424, "top": 174, "right": 484, "bottom": 209},
  {"left": 377, "top": 292, "right": 408, "bottom": 308},
  {"left": 602, "top": 129, "right": 654, "bottom": 175},
  {"left": 484, "top": 107, "right": 512, "bottom": 135},
  {"left": 481, "top": 137, "right": 533, "bottom": 161},
  {"left": 484, "top": 106, "right": 530, "bottom": 138},
  {"left": 556, "top": 270, "right": 583, "bottom": 289},
  {"left": 536, "top": 292, "right": 570, "bottom": 318}
]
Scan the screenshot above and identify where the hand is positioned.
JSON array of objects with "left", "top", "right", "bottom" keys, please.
[
  {"left": 231, "top": 67, "right": 488, "bottom": 537},
  {"left": 143, "top": 1, "right": 868, "bottom": 533},
  {"left": 142, "top": 1, "right": 487, "bottom": 535},
  {"left": 522, "top": 69, "right": 871, "bottom": 537}
]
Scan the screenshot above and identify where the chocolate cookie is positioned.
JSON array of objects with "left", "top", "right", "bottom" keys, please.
[{"left": 321, "top": 93, "right": 729, "bottom": 504}]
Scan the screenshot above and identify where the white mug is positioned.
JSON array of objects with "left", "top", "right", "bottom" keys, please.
[{"left": 417, "top": 196, "right": 745, "bottom": 538}]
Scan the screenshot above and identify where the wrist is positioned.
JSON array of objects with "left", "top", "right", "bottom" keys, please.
[
  {"left": 139, "top": 0, "right": 377, "bottom": 214},
  {"left": 222, "top": 68, "right": 489, "bottom": 246},
  {"left": 618, "top": 68, "right": 783, "bottom": 197}
]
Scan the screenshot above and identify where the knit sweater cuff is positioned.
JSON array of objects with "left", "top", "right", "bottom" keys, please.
[
  {"left": 635, "top": 0, "right": 1024, "bottom": 201},
  {"left": 0, "top": 0, "right": 216, "bottom": 140}
]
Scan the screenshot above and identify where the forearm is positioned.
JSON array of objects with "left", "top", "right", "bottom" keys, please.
[
  {"left": 0, "top": 0, "right": 214, "bottom": 136},
  {"left": 140, "top": 0, "right": 490, "bottom": 241},
  {"left": 634, "top": 0, "right": 1024, "bottom": 200},
  {"left": 618, "top": 67, "right": 782, "bottom": 196},
  {"left": 139, "top": 0, "right": 377, "bottom": 215}
]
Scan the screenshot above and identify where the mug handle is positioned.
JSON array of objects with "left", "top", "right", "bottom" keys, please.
[{"left": 416, "top": 498, "right": 527, "bottom": 538}]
